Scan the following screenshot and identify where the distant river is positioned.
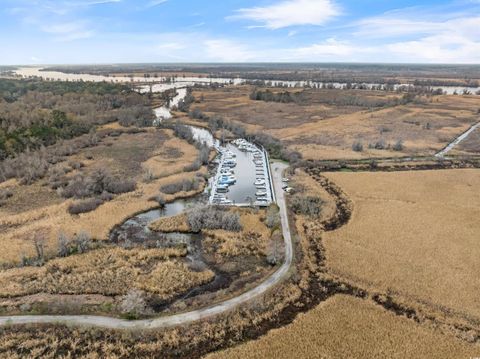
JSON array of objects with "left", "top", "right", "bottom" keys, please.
[{"left": 14, "top": 67, "right": 480, "bottom": 96}]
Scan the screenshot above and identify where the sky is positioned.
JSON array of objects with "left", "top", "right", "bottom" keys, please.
[{"left": 1, "top": 0, "right": 480, "bottom": 64}]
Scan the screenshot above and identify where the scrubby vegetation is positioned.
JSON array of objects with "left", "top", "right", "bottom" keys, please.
[
  {"left": 57, "top": 231, "right": 92, "bottom": 257},
  {"left": 176, "top": 89, "right": 195, "bottom": 112},
  {"left": 68, "top": 198, "right": 104, "bottom": 215},
  {"left": 160, "top": 177, "right": 202, "bottom": 195},
  {"left": 290, "top": 195, "right": 324, "bottom": 217},
  {"left": 170, "top": 120, "right": 211, "bottom": 171},
  {"left": 57, "top": 168, "right": 136, "bottom": 214},
  {"left": 60, "top": 168, "right": 136, "bottom": 199},
  {"left": 187, "top": 206, "right": 242, "bottom": 232},
  {"left": 352, "top": 141, "right": 364, "bottom": 152}
]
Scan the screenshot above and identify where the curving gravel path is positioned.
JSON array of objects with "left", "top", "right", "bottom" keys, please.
[{"left": 0, "top": 162, "right": 293, "bottom": 329}]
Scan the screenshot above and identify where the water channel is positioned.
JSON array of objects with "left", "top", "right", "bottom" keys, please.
[{"left": 13, "top": 67, "right": 480, "bottom": 96}]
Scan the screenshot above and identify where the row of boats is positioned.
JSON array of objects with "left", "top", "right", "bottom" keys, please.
[{"left": 212, "top": 149, "right": 237, "bottom": 205}]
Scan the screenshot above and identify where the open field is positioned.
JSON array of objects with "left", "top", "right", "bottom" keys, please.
[
  {"left": 192, "top": 86, "right": 480, "bottom": 160},
  {"left": 452, "top": 125, "right": 480, "bottom": 155},
  {"left": 0, "top": 127, "right": 200, "bottom": 267},
  {"left": 207, "top": 295, "right": 478, "bottom": 359},
  {"left": 321, "top": 169, "right": 480, "bottom": 322},
  {"left": 0, "top": 247, "right": 215, "bottom": 315}
]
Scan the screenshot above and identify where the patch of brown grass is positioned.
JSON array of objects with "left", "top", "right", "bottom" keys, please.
[
  {"left": 149, "top": 213, "right": 190, "bottom": 233},
  {"left": 207, "top": 295, "right": 477, "bottom": 359},
  {"left": 323, "top": 169, "right": 480, "bottom": 321},
  {"left": 453, "top": 125, "right": 480, "bottom": 155}
]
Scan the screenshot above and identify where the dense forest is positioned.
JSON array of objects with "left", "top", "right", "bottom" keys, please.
[{"left": 0, "top": 79, "right": 154, "bottom": 160}]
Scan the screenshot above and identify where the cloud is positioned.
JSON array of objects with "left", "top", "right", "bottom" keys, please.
[
  {"left": 353, "top": 8, "right": 480, "bottom": 63},
  {"left": 387, "top": 34, "right": 480, "bottom": 63},
  {"left": 355, "top": 9, "right": 480, "bottom": 39},
  {"left": 287, "top": 38, "right": 362, "bottom": 59},
  {"left": 146, "top": 0, "right": 168, "bottom": 8},
  {"left": 5, "top": 0, "right": 115, "bottom": 42},
  {"left": 230, "top": 0, "right": 339, "bottom": 29},
  {"left": 41, "top": 21, "right": 94, "bottom": 41}
]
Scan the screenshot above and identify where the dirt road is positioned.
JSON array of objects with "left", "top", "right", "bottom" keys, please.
[{"left": 435, "top": 120, "right": 480, "bottom": 157}]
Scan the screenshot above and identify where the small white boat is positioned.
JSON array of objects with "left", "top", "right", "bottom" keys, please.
[
  {"left": 256, "top": 191, "right": 267, "bottom": 197},
  {"left": 254, "top": 179, "right": 265, "bottom": 186}
]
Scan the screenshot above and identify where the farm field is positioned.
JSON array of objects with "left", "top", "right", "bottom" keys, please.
[
  {"left": 191, "top": 87, "right": 480, "bottom": 159},
  {"left": 206, "top": 295, "right": 477, "bottom": 359},
  {"left": 321, "top": 169, "right": 480, "bottom": 322}
]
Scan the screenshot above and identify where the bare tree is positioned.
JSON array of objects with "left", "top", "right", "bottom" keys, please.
[
  {"left": 57, "top": 231, "right": 70, "bottom": 257},
  {"left": 119, "top": 289, "right": 150, "bottom": 318},
  {"left": 33, "top": 232, "right": 46, "bottom": 263},
  {"left": 74, "top": 231, "right": 91, "bottom": 253},
  {"left": 265, "top": 204, "right": 280, "bottom": 229}
]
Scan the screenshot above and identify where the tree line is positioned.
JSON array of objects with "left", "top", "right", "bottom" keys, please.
[{"left": 249, "top": 89, "right": 304, "bottom": 104}]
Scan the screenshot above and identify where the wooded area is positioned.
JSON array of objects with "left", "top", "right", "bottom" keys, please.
[{"left": 0, "top": 79, "right": 154, "bottom": 160}]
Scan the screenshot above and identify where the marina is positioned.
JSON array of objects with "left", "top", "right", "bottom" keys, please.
[{"left": 209, "top": 139, "right": 274, "bottom": 206}]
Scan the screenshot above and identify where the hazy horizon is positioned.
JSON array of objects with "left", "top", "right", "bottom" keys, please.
[{"left": 6, "top": 62, "right": 480, "bottom": 67}]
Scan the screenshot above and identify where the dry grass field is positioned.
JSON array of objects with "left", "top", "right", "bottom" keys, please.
[
  {"left": 206, "top": 295, "right": 477, "bottom": 359},
  {"left": 151, "top": 208, "right": 273, "bottom": 258},
  {"left": 323, "top": 169, "right": 480, "bottom": 321},
  {"left": 0, "top": 127, "right": 201, "bottom": 267},
  {"left": 192, "top": 87, "right": 480, "bottom": 160},
  {"left": 203, "top": 208, "right": 273, "bottom": 258},
  {"left": 453, "top": 125, "right": 480, "bottom": 155},
  {"left": 0, "top": 246, "right": 216, "bottom": 317},
  {"left": 0, "top": 247, "right": 213, "bottom": 299}
]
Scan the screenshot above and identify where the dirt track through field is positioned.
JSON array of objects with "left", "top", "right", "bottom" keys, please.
[
  {"left": 435, "top": 120, "right": 480, "bottom": 157},
  {"left": 0, "top": 163, "right": 293, "bottom": 330}
]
